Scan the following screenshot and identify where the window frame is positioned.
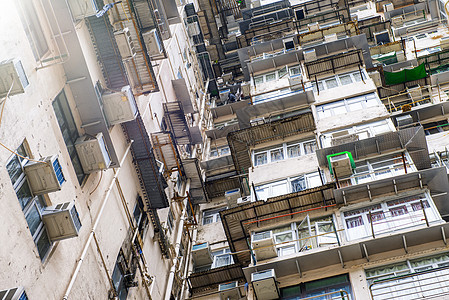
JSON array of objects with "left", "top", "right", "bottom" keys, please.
[
  {"left": 312, "top": 70, "right": 366, "bottom": 93},
  {"left": 316, "top": 93, "right": 380, "bottom": 120},
  {"left": 202, "top": 207, "right": 227, "bottom": 225},
  {"left": 252, "top": 139, "right": 318, "bottom": 167}
]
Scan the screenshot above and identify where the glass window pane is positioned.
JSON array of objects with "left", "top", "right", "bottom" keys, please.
[
  {"left": 254, "top": 76, "right": 264, "bottom": 84},
  {"left": 307, "top": 173, "right": 323, "bottom": 188},
  {"left": 291, "top": 177, "right": 306, "bottom": 192},
  {"left": 339, "top": 74, "right": 353, "bottom": 85},
  {"left": 16, "top": 182, "right": 33, "bottom": 210},
  {"left": 266, "top": 73, "right": 276, "bottom": 82},
  {"left": 271, "top": 182, "right": 288, "bottom": 197},
  {"left": 304, "top": 141, "right": 317, "bottom": 154},
  {"left": 324, "top": 78, "right": 338, "bottom": 89},
  {"left": 26, "top": 204, "right": 41, "bottom": 236},
  {"left": 6, "top": 156, "right": 23, "bottom": 186},
  {"left": 290, "top": 66, "right": 301, "bottom": 76},
  {"left": 255, "top": 152, "right": 267, "bottom": 166},
  {"left": 287, "top": 144, "right": 301, "bottom": 158},
  {"left": 36, "top": 230, "right": 51, "bottom": 260},
  {"left": 279, "top": 66, "right": 288, "bottom": 78},
  {"left": 270, "top": 149, "right": 284, "bottom": 162},
  {"left": 353, "top": 72, "right": 363, "bottom": 82}
]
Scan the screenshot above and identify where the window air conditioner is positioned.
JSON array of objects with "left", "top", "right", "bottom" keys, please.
[
  {"left": 42, "top": 201, "right": 82, "bottom": 241},
  {"left": 225, "top": 188, "right": 241, "bottom": 202},
  {"left": 303, "top": 48, "right": 317, "bottom": 63},
  {"left": 324, "top": 33, "right": 338, "bottom": 43},
  {"left": 251, "top": 269, "right": 280, "bottom": 300},
  {"left": 241, "top": 82, "right": 251, "bottom": 98},
  {"left": 396, "top": 114, "right": 413, "bottom": 127},
  {"left": 102, "top": 85, "right": 137, "bottom": 125},
  {"left": 328, "top": 152, "right": 355, "bottom": 178},
  {"left": 219, "top": 89, "right": 231, "bottom": 102},
  {"left": 295, "top": 8, "right": 305, "bottom": 20},
  {"left": 288, "top": 75, "right": 302, "bottom": 90},
  {"left": 115, "top": 28, "right": 136, "bottom": 59},
  {"left": 191, "top": 242, "right": 213, "bottom": 266},
  {"left": 67, "top": 0, "right": 98, "bottom": 20},
  {"left": 407, "top": 85, "right": 422, "bottom": 101},
  {"left": 0, "top": 59, "right": 29, "bottom": 98},
  {"left": 237, "top": 196, "right": 251, "bottom": 205},
  {"left": 383, "top": 3, "right": 394, "bottom": 12},
  {"left": 283, "top": 38, "right": 295, "bottom": 51},
  {"left": 251, "top": 232, "right": 277, "bottom": 261},
  {"left": 222, "top": 72, "right": 233, "bottom": 83},
  {"left": 331, "top": 133, "right": 360, "bottom": 146},
  {"left": 24, "top": 155, "right": 65, "bottom": 195},
  {"left": 0, "top": 287, "right": 28, "bottom": 300},
  {"left": 369, "top": 71, "right": 382, "bottom": 87},
  {"left": 219, "top": 281, "right": 241, "bottom": 300},
  {"left": 250, "top": 117, "right": 265, "bottom": 126},
  {"left": 187, "top": 21, "right": 201, "bottom": 36},
  {"left": 374, "top": 31, "right": 391, "bottom": 45},
  {"left": 440, "top": 36, "right": 449, "bottom": 50},
  {"left": 391, "top": 16, "right": 403, "bottom": 27},
  {"left": 142, "top": 29, "right": 164, "bottom": 57},
  {"left": 75, "top": 132, "right": 111, "bottom": 173},
  {"left": 307, "top": 22, "right": 320, "bottom": 32}
]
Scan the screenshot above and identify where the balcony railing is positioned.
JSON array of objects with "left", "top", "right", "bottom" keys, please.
[{"left": 369, "top": 265, "right": 449, "bottom": 300}]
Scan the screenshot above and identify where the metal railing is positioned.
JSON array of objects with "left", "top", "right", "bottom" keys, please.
[
  {"left": 300, "top": 290, "right": 351, "bottom": 300},
  {"left": 369, "top": 265, "right": 449, "bottom": 300}
]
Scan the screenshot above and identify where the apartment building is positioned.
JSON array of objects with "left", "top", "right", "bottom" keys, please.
[
  {"left": 2, "top": 0, "right": 449, "bottom": 300},
  {"left": 188, "top": 0, "right": 449, "bottom": 299}
]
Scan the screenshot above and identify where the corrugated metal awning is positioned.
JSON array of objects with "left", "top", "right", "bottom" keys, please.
[
  {"left": 163, "top": 101, "right": 193, "bottom": 145},
  {"left": 122, "top": 115, "right": 169, "bottom": 209},
  {"left": 205, "top": 173, "right": 242, "bottom": 199},
  {"left": 304, "top": 49, "right": 364, "bottom": 78},
  {"left": 228, "top": 112, "right": 315, "bottom": 174},
  {"left": 151, "top": 131, "right": 184, "bottom": 177},
  {"left": 220, "top": 184, "right": 336, "bottom": 265},
  {"left": 188, "top": 264, "right": 245, "bottom": 293},
  {"left": 183, "top": 158, "right": 208, "bottom": 204}
]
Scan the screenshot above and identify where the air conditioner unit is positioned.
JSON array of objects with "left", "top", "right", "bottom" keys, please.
[
  {"left": 75, "top": 132, "right": 111, "bottom": 173},
  {"left": 289, "top": 75, "right": 302, "bottom": 90},
  {"left": 219, "top": 89, "right": 231, "bottom": 102},
  {"left": 142, "top": 29, "right": 164, "bottom": 57},
  {"left": 331, "top": 133, "right": 360, "bottom": 146},
  {"left": 303, "top": 48, "right": 317, "bottom": 63},
  {"left": 283, "top": 38, "right": 295, "bottom": 51},
  {"left": 219, "top": 281, "right": 241, "bottom": 300},
  {"left": 225, "top": 188, "right": 241, "bottom": 202},
  {"left": 237, "top": 196, "right": 251, "bottom": 205},
  {"left": 251, "top": 269, "right": 280, "bottom": 300},
  {"left": 187, "top": 21, "right": 201, "bottom": 36},
  {"left": 324, "top": 33, "right": 338, "bottom": 43},
  {"left": 383, "top": 3, "right": 394, "bottom": 12},
  {"left": 391, "top": 16, "right": 403, "bottom": 27},
  {"left": 0, "top": 287, "right": 28, "bottom": 300},
  {"left": 407, "top": 85, "right": 422, "bottom": 101},
  {"left": 251, "top": 232, "right": 277, "bottom": 261},
  {"left": 396, "top": 114, "right": 413, "bottom": 127},
  {"left": 42, "top": 201, "right": 82, "bottom": 241},
  {"left": 369, "top": 71, "right": 382, "bottom": 87},
  {"left": 440, "top": 36, "right": 449, "bottom": 50},
  {"left": 328, "top": 152, "right": 354, "bottom": 178},
  {"left": 307, "top": 22, "right": 320, "bottom": 32},
  {"left": 24, "top": 155, "right": 65, "bottom": 195},
  {"left": 222, "top": 72, "right": 233, "bottom": 83},
  {"left": 192, "top": 242, "right": 213, "bottom": 266},
  {"left": 250, "top": 117, "right": 265, "bottom": 126},
  {"left": 115, "top": 28, "right": 136, "bottom": 59},
  {"left": 67, "top": 0, "right": 98, "bottom": 20},
  {"left": 374, "top": 31, "right": 391, "bottom": 45},
  {"left": 0, "top": 59, "right": 29, "bottom": 98},
  {"left": 252, "top": 0, "right": 261, "bottom": 8},
  {"left": 396, "top": 50, "right": 405, "bottom": 62},
  {"left": 241, "top": 82, "right": 251, "bottom": 98},
  {"left": 295, "top": 8, "right": 306, "bottom": 20},
  {"left": 102, "top": 85, "right": 137, "bottom": 125}
]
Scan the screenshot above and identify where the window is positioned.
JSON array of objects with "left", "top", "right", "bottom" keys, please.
[
  {"left": 209, "top": 145, "right": 230, "bottom": 158},
  {"left": 342, "top": 193, "right": 439, "bottom": 241},
  {"left": 133, "top": 196, "right": 148, "bottom": 238},
  {"left": 252, "top": 65, "right": 301, "bottom": 86},
  {"left": 316, "top": 93, "right": 380, "bottom": 119},
  {"left": 17, "top": 0, "right": 49, "bottom": 60},
  {"left": 112, "top": 253, "right": 129, "bottom": 300},
  {"left": 281, "top": 274, "right": 352, "bottom": 300},
  {"left": 320, "top": 120, "right": 393, "bottom": 148},
  {"left": 167, "top": 209, "right": 174, "bottom": 233},
  {"left": 6, "top": 143, "right": 51, "bottom": 261},
  {"left": 202, "top": 207, "right": 226, "bottom": 225},
  {"left": 255, "top": 172, "right": 323, "bottom": 200},
  {"left": 253, "top": 139, "right": 318, "bottom": 166},
  {"left": 366, "top": 252, "right": 449, "bottom": 299},
  {"left": 212, "top": 248, "right": 234, "bottom": 268},
  {"left": 312, "top": 71, "right": 365, "bottom": 93},
  {"left": 52, "top": 90, "right": 86, "bottom": 184}
]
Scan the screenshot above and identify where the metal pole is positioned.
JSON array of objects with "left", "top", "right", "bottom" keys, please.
[
  {"left": 421, "top": 199, "right": 430, "bottom": 227},
  {"left": 369, "top": 211, "right": 375, "bottom": 239}
]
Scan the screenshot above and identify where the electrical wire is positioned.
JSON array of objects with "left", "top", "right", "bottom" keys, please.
[{"left": 89, "top": 170, "right": 104, "bottom": 195}]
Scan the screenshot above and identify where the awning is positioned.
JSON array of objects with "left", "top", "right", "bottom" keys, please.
[{"left": 384, "top": 63, "right": 427, "bottom": 86}]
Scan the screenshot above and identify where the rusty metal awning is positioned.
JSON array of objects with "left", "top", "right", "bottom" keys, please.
[
  {"left": 220, "top": 184, "right": 336, "bottom": 266},
  {"left": 205, "top": 174, "right": 242, "bottom": 199},
  {"left": 316, "top": 126, "right": 431, "bottom": 171},
  {"left": 182, "top": 158, "right": 208, "bottom": 204},
  {"left": 304, "top": 49, "right": 364, "bottom": 78},
  {"left": 151, "top": 131, "right": 184, "bottom": 177},
  {"left": 228, "top": 112, "right": 315, "bottom": 175},
  {"left": 163, "top": 101, "right": 193, "bottom": 145},
  {"left": 188, "top": 264, "right": 245, "bottom": 294}
]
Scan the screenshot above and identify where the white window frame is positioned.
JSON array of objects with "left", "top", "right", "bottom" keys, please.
[
  {"left": 202, "top": 207, "right": 226, "bottom": 225},
  {"left": 209, "top": 145, "right": 230, "bottom": 158},
  {"left": 254, "top": 171, "right": 324, "bottom": 201},
  {"left": 342, "top": 193, "right": 440, "bottom": 241},
  {"left": 211, "top": 248, "right": 234, "bottom": 268},
  {"left": 316, "top": 93, "right": 381, "bottom": 120},
  {"left": 252, "top": 65, "right": 302, "bottom": 86},
  {"left": 312, "top": 70, "right": 366, "bottom": 93},
  {"left": 252, "top": 139, "right": 318, "bottom": 167}
]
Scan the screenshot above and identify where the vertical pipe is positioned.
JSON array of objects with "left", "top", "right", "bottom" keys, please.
[
  {"left": 402, "top": 152, "right": 408, "bottom": 174},
  {"left": 369, "top": 211, "right": 375, "bottom": 239},
  {"left": 421, "top": 199, "right": 430, "bottom": 227}
]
